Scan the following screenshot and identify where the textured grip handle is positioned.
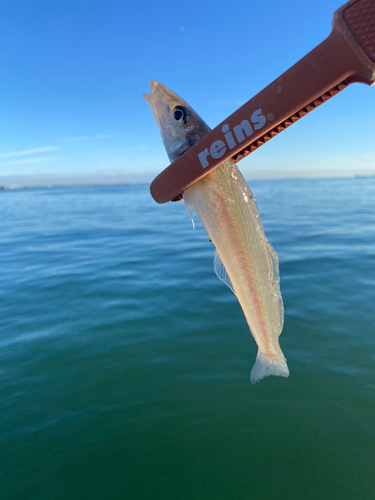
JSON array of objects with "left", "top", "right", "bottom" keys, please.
[
  {"left": 334, "top": 0, "right": 375, "bottom": 72},
  {"left": 343, "top": 0, "right": 375, "bottom": 62}
]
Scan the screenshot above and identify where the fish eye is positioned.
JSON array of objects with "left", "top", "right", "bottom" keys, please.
[
  {"left": 172, "top": 105, "right": 190, "bottom": 125},
  {"left": 174, "top": 109, "right": 184, "bottom": 121}
]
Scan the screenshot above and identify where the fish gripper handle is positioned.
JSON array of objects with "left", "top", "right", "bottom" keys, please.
[{"left": 151, "top": 0, "right": 375, "bottom": 204}]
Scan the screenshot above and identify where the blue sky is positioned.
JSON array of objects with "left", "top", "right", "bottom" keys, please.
[{"left": 0, "top": 0, "right": 374, "bottom": 184}]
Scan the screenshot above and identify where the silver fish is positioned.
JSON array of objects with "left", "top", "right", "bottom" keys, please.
[{"left": 144, "top": 80, "right": 289, "bottom": 383}]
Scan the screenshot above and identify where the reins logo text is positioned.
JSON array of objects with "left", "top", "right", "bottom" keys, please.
[{"left": 198, "top": 108, "right": 267, "bottom": 168}]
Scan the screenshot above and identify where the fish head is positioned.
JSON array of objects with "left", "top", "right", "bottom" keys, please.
[{"left": 143, "top": 80, "right": 211, "bottom": 162}]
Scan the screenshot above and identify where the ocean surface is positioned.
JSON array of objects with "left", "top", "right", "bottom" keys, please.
[{"left": 1, "top": 178, "right": 375, "bottom": 500}]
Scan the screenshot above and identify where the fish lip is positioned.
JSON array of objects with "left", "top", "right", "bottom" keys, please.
[{"left": 149, "top": 79, "right": 160, "bottom": 95}]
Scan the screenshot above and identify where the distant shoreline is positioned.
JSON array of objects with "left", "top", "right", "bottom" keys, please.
[
  {"left": 1, "top": 174, "right": 374, "bottom": 190},
  {"left": 0, "top": 182, "right": 150, "bottom": 190},
  {"left": 0, "top": 175, "right": 153, "bottom": 190}
]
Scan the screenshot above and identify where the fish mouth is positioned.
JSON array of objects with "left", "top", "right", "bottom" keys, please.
[
  {"left": 143, "top": 80, "right": 163, "bottom": 130},
  {"left": 143, "top": 80, "right": 176, "bottom": 132},
  {"left": 144, "top": 80, "right": 180, "bottom": 106},
  {"left": 143, "top": 80, "right": 161, "bottom": 104}
]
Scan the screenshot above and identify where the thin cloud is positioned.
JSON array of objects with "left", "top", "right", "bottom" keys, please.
[
  {"left": 3, "top": 157, "right": 54, "bottom": 166},
  {"left": 61, "top": 134, "right": 118, "bottom": 142},
  {"left": 0, "top": 146, "right": 58, "bottom": 158}
]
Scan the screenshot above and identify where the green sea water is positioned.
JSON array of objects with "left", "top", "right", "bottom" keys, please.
[{"left": 1, "top": 179, "right": 375, "bottom": 499}]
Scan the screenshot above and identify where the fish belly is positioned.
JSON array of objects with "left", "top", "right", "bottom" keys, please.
[{"left": 185, "top": 160, "right": 289, "bottom": 382}]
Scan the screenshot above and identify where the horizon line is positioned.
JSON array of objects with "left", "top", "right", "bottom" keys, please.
[{"left": 1, "top": 173, "right": 373, "bottom": 190}]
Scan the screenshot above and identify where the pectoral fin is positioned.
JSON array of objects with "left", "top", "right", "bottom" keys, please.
[{"left": 183, "top": 191, "right": 195, "bottom": 230}]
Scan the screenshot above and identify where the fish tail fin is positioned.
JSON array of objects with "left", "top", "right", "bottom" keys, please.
[{"left": 250, "top": 352, "right": 289, "bottom": 384}]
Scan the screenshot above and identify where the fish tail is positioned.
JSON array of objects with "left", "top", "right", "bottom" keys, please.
[{"left": 250, "top": 352, "right": 289, "bottom": 384}]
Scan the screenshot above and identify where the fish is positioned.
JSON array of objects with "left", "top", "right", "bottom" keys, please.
[{"left": 144, "top": 80, "right": 289, "bottom": 383}]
